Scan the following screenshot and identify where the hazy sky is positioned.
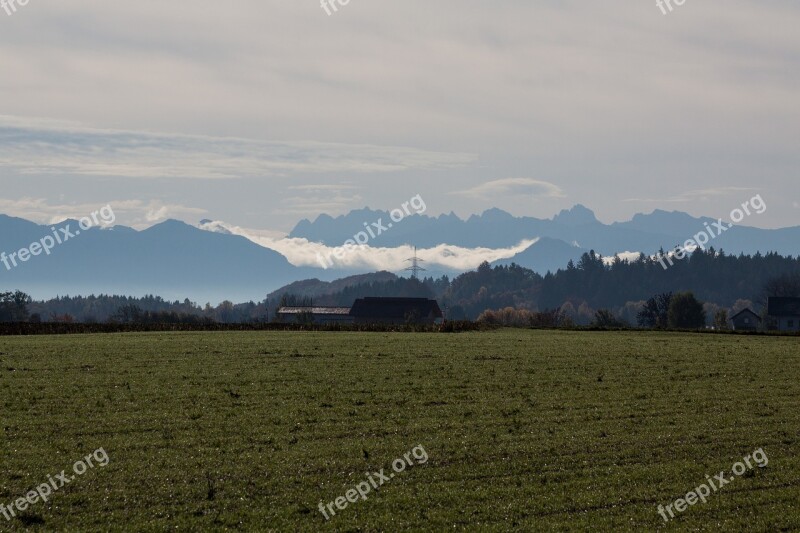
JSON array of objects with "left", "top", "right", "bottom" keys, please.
[{"left": 1, "top": 0, "right": 799, "bottom": 233}]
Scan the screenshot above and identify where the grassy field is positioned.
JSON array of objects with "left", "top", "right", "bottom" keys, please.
[{"left": 1, "top": 330, "right": 799, "bottom": 531}]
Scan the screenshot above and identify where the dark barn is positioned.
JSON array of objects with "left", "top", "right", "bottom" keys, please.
[
  {"left": 275, "top": 306, "right": 353, "bottom": 325},
  {"left": 730, "top": 308, "right": 761, "bottom": 331},
  {"left": 767, "top": 297, "right": 800, "bottom": 332},
  {"left": 349, "top": 297, "right": 443, "bottom": 325}
]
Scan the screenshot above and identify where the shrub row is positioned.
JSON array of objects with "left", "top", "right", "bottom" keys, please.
[{"left": 0, "top": 320, "right": 489, "bottom": 336}]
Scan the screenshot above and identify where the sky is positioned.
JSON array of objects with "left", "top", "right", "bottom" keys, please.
[{"left": 1, "top": 0, "right": 799, "bottom": 237}]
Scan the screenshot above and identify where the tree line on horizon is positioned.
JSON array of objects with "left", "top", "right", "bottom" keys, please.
[
  {"left": 2, "top": 248, "right": 799, "bottom": 326},
  {"left": 438, "top": 248, "right": 800, "bottom": 323}
]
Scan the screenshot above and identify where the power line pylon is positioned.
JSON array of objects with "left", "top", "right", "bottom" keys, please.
[{"left": 404, "top": 246, "right": 426, "bottom": 279}]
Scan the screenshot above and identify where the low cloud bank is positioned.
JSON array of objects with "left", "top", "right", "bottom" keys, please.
[{"left": 199, "top": 220, "right": 536, "bottom": 272}]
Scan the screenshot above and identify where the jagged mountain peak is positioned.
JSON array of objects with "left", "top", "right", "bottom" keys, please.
[{"left": 552, "top": 204, "right": 599, "bottom": 226}]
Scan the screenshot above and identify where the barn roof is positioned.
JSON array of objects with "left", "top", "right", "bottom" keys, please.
[
  {"left": 277, "top": 307, "right": 351, "bottom": 315},
  {"left": 730, "top": 308, "right": 760, "bottom": 321},
  {"left": 767, "top": 297, "right": 800, "bottom": 317},
  {"left": 349, "top": 297, "right": 442, "bottom": 319}
]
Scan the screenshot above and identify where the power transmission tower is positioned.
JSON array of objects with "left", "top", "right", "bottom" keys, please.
[{"left": 404, "top": 247, "right": 426, "bottom": 279}]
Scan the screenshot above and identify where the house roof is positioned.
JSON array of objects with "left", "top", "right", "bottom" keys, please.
[
  {"left": 349, "top": 297, "right": 442, "bottom": 319},
  {"left": 730, "top": 308, "right": 761, "bottom": 321},
  {"left": 277, "top": 307, "right": 351, "bottom": 315},
  {"left": 767, "top": 297, "right": 800, "bottom": 317}
]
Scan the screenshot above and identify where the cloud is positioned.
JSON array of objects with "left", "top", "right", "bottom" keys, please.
[
  {"left": 0, "top": 115, "right": 476, "bottom": 180},
  {"left": 624, "top": 187, "right": 758, "bottom": 203},
  {"left": 200, "top": 219, "right": 535, "bottom": 271},
  {"left": 276, "top": 194, "right": 365, "bottom": 217},
  {"left": 287, "top": 183, "right": 359, "bottom": 192},
  {"left": 602, "top": 251, "right": 644, "bottom": 265},
  {"left": 277, "top": 183, "right": 364, "bottom": 216},
  {"left": 1, "top": 1, "right": 798, "bottom": 229},
  {"left": 453, "top": 178, "right": 565, "bottom": 200}
]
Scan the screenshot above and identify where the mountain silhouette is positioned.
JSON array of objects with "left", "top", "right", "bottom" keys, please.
[
  {"left": 0, "top": 216, "right": 319, "bottom": 303},
  {"left": 3, "top": 204, "right": 799, "bottom": 302}
]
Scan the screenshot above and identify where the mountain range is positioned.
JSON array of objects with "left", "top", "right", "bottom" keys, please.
[
  {"left": 290, "top": 204, "right": 800, "bottom": 272},
  {"left": 0, "top": 215, "right": 324, "bottom": 303},
  {"left": 1, "top": 205, "right": 798, "bottom": 303},
  {"left": 291, "top": 204, "right": 800, "bottom": 257}
]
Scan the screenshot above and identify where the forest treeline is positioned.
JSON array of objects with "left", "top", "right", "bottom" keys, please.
[
  {"left": 3, "top": 248, "right": 799, "bottom": 325},
  {"left": 317, "top": 248, "right": 800, "bottom": 324}
]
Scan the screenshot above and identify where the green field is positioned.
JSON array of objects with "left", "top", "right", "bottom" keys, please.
[{"left": 1, "top": 330, "right": 799, "bottom": 531}]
